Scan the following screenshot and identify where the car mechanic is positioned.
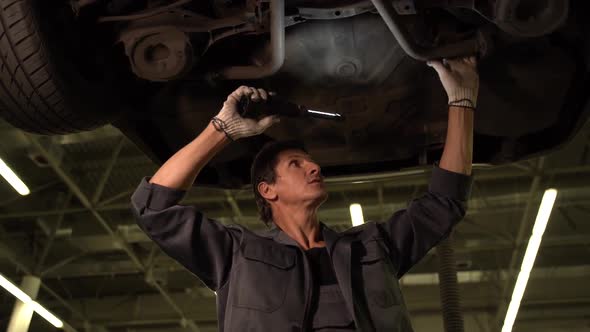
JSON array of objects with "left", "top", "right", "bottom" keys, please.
[{"left": 131, "top": 56, "right": 479, "bottom": 331}]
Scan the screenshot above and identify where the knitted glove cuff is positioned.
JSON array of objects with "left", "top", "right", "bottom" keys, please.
[
  {"left": 211, "top": 116, "right": 235, "bottom": 141},
  {"left": 213, "top": 110, "right": 255, "bottom": 141},
  {"left": 448, "top": 87, "right": 478, "bottom": 109}
]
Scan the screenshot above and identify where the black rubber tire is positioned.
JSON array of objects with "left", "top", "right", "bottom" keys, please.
[{"left": 0, "top": 0, "right": 115, "bottom": 135}]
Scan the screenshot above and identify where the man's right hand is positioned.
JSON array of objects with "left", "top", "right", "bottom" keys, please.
[{"left": 213, "top": 86, "right": 280, "bottom": 141}]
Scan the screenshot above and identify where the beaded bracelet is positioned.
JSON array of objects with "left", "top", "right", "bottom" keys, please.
[
  {"left": 449, "top": 98, "right": 476, "bottom": 111},
  {"left": 211, "top": 116, "right": 234, "bottom": 141}
]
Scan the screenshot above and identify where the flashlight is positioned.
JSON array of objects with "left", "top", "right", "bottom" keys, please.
[{"left": 239, "top": 95, "right": 344, "bottom": 121}]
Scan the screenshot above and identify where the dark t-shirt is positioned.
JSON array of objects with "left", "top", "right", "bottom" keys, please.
[
  {"left": 306, "top": 247, "right": 356, "bottom": 331},
  {"left": 306, "top": 247, "right": 338, "bottom": 285}
]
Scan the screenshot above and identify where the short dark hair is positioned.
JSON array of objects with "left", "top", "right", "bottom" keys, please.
[{"left": 250, "top": 140, "right": 308, "bottom": 226}]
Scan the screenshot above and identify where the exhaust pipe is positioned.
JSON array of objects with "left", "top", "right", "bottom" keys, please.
[{"left": 219, "top": 0, "right": 285, "bottom": 79}]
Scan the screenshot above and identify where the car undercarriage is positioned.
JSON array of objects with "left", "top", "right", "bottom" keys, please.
[{"left": 0, "top": 0, "right": 588, "bottom": 187}]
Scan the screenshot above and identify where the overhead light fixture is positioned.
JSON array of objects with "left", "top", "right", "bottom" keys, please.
[
  {"left": 30, "top": 302, "right": 63, "bottom": 328},
  {"left": 0, "top": 157, "right": 30, "bottom": 195},
  {"left": 0, "top": 274, "right": 63, "bottom": 328},
  {"left": 0, "top": 274, "right": 31, "bottom": 303},
  {"left": 349, "top": 203, "right": 365, "bottom": 227},
  {"left": 501, "top": 188, "right": 558, "bottom": 332}
]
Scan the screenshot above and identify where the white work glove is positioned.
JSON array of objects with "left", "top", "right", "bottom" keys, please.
[
  {"left": 212, "top": 86, "right": 280, "bottom": 141},
  {"left": 427, "top": 56, "right": 479, "bottom": 109}
]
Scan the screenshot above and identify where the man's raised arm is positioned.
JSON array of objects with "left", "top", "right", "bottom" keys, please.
[
  {"left": 130, "top": 86, "right": 279, "bottom": 290},
  {"left": 149, "top": 86, "right": 280, "bottom": 190},
  {"left": 378, "top": 57, "right": 478, "bottom": 278},
  {"left": 428, "top": 56, "right": 478, "bottom": 176}
]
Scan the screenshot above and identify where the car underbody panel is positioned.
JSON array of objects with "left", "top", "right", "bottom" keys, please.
[{"left": 76, "top": 0, "right": 590, "bottom": 188}]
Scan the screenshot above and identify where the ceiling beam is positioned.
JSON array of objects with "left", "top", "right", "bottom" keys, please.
[
  {"left": 92, "top": 137, "right": 125, "bottom": 205},
  {"left": 38, "top": 265, "right": 590, "bottom": 331},
  {"left": 0, "top": 225, "right": 108, "bottom": 331},
  {"left": 25, "top": 135, "right": 202, "bottom": 332},
  {"left": 37, "top": 233, "right": 590, "bottom": 279},
  {"left": 1, "top": 164, "right": 590, "bottom": 221},
  {"left": 494, "top": 158, "right": 544, "bottom": 325},
  {"left": 35, "top": 191, "right": 73, "bottom": 275}
]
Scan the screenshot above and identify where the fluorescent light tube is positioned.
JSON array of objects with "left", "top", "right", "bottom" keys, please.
[
  {"left": 0, "top": 157, "right": 30, "bottom": 195},
  {"left": 349, "top": 203, "right": 365, "bottom": 227},
  {"left": 0, "top": 274, "right": 32, "bottom": 303},
  {"left": 501, "top": 188, "right": 557, "bottom": 332},
  {"left": 0, "top": 273, "right": 64, "bottom": 329},
  {"left": 31, "top": 302, "right": 63, "bottom": 328}
]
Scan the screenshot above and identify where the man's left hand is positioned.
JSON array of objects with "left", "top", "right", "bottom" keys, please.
[{"left": 428, "top": 56, "right": 479, "bottom": 109}]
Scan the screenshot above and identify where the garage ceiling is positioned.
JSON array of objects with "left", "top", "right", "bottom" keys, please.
[{"left": 0, "top": 117, "right": 589, "bottom": 332}]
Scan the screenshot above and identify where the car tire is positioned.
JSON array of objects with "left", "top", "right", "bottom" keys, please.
[{"left": 0, "top": 0, "right": 117, "bottom": 135}]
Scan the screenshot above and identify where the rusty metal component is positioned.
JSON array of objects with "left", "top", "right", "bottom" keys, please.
[
  {"left": 493, "top": 0, "right": 569, "bottom": 37},
  {"left": 117, "top": 10, "right": 256, "bottom": 81},
  {"left": 125, "top": 29, "right": 193, "bottom": 81},
  {"left": 97, "top": 0, "right": 192, "bottom": 23},
  {"left": 218, "top": 0, "right": 285, "bottom": 79},
  {"left": 417, "top": 0, "right": 569, "bottom": 37},
  {"left": 369, "top": 0, "right": 483, "bottom": 61},
  {"left": 117, "top": 10, "right": 251, "bottom": 35},
  {"left": 296, "top": 0, "right": 375, "bottom": 20},
  {"left": 113, "top": 0, "right": 564, "bottom": 81},
  {"left": 70, "top": 0, "right": 100, "bottom": 16},
  {"left": 392, "top": 0, "right": 417, "bottom": 15}
]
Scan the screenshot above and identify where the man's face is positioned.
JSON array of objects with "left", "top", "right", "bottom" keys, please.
[{"left": 270, "top": 149, "right": 328, "bottom": 207}]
